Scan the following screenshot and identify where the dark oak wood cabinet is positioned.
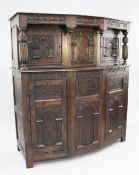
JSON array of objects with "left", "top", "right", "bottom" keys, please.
[{"left": 10, "top": 12, "right": 130, "bottom": 168}]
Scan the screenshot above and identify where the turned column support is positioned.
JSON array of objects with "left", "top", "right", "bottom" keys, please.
[
  {"left": 122, "top": 30, "right": 128, "bottom": 65},
  {"left": 18, "top": 27, "right": 28, "bottom": 70}
]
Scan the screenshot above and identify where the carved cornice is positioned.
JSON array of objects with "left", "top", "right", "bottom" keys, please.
[
  {"left": 107, "top": 19, "right": 129, "bottom": 30},
  {"left": 10, "top": 13, "right": 130, "bottom": 32}
]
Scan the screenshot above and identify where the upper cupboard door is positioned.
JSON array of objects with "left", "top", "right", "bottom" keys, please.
[
  {"left": 70, "top": 27, "right": 95, "bottom": 66},
  {"left": 29, "top": 72, "right": 67, "bottom": 159},
  {"left": 27, "top": 25, "right": 62, "bottom": 67}
]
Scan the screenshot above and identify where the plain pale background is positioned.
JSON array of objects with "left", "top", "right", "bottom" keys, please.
[{"left": 0, "top": 0, "right": 139, "bottom": 174}]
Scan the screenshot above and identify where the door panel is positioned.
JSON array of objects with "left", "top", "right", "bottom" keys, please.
[
  {"left": 29, "top": 72, "right": 67, "bottom": 154},
  {"left": 105, "top": 67, "right": 129, "bottom": 138},
  {"left": 75, "top": 70, "right": 103, "bottom": 151}
]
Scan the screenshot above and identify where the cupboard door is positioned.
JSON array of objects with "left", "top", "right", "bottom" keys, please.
[
  {"left": 75, "top": 71, "right": 103, "bottom": 152},
  {"left": 105, "top": 67, "right": 129, "bottom": 139},
  {"left": 29, "top": 72, "right": 67, "bottom": 156},
  {"left": 27, "top": 26, "right": 62, "bottom": 67}
]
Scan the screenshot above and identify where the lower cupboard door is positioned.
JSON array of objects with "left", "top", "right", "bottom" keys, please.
[
  {"left": 75, "top": 99, "right": 101, "bottom": 153},
  {"left": 29, "top": 74, "right": 67, "bottom": 158}
]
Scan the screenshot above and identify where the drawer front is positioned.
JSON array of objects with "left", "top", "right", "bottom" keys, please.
[
  {"left": 105, "top": 67, "right": 129, "bottom": 139},
  {"left": 29, "top": 72, "right": 67, "bottom": 155}
]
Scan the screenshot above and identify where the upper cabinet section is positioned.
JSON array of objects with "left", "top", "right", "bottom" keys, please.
[{"left": 10, "top": 13, "right": 130, "bottom": 70}]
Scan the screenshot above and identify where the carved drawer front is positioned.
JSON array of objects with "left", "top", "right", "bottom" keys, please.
[
  {"left": 75, "top": 70, "right": 102, "bottom": 151},
  {"left": 27, "top": 26, "right": 62, "bottom": 66},
  {"left": 29, "top": 72, "right": 67, "bottom": 155},
  {"left": 105, "top": 67, "right": 129, "bottom": 138}
]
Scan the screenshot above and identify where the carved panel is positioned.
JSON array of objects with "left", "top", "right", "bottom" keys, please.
[
  {"left": 76, "top": 102, "right": 99, "bottom": 147},
  {"left": 107, "top": 95, "right": 125, "bottom": 134},
  {"left": 71, "top": 30, "right": 94, "bottom": 64},
  {"left": 108, "top": 78, "right": 123, "bottom": 92},
  {"left": 76, "top": 16, "right": 99, "bottom": 26},
  {"left": 76, "top": 77, "right": 99, "bottom": 97},
  {"left": 103, "top": 37, "right": 119, "bottom": 57},
  {"left": 31, "top": 72, "right": 66, "bottom": 80},
  {"left": 77, "top": 71, "right": 100, "bottom": 78},
  {"left": 76, "top": 71, "right": 99, "bottom": 97},
  {"left": 28, "top": 30, "right": 61, "bottom": 61},
  {"left": 36, "top": 106, "right": 62, "bottom": 146},
  {"left": 35, "top": 85, "right": 63, "bottom": 100}
]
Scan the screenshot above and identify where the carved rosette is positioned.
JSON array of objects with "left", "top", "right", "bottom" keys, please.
[{"left": 18, "top": 28, "right": 28, "bottom": 69}]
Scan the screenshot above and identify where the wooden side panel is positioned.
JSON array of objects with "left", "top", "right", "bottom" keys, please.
[
  {"left": 11, "top": 26, "right": 19, "bottom": 69},
  {"left": 12, "top": 70, "right": 25, "bottom": 152}
]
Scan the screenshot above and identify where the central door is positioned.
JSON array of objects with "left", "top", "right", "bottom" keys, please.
[{"left": 74, "top": 70, "right": 103, "bottom": 153}]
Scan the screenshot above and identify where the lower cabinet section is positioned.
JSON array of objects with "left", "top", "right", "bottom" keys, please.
[{"left": 13, "top": 66, "right": 129, "bottom": 168}]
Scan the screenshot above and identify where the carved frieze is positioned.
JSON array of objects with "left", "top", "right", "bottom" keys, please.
[
  {"left": 76, "top": 16, "right": 99, "bottom": 26},
  {"left": 107, "top": 19, "right": 128, "bottom": 30},
  {"left": 77, "top": 71, "right": 100, "bottom": 78},
  {"left": 27, "top": 14, "right": 65, "bottom": 24},
  {"left": 31, "top": 72, "right": 66, "bottom": 80}
]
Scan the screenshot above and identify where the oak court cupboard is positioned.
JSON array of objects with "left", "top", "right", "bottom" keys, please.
[{"left": 10, "top": 12, "right": 130, "bottom": 168}]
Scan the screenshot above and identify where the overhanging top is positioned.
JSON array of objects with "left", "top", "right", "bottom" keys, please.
[{"left": 10, "top": 12, "right": 130, "bottom": 31}]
